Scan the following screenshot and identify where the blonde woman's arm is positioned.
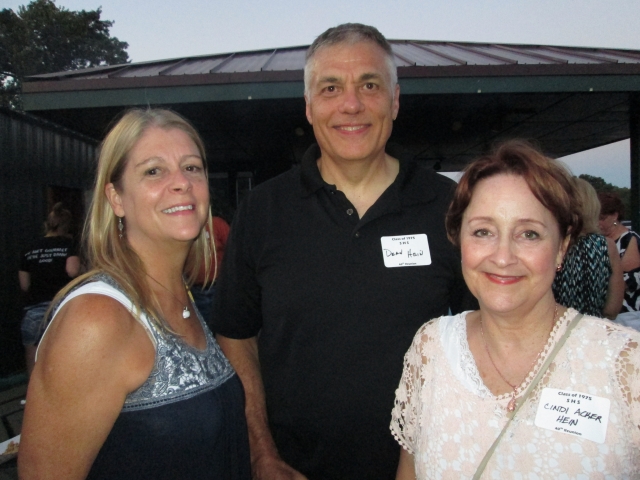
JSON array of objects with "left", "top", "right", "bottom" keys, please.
[
  {"left": 603, "top": 238, "right": 625, "bottom": 319},
  {"left": 18, "top": 294, "right": 154, "bottom": 480}
]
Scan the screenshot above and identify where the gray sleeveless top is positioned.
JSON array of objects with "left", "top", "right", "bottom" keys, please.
[{"left": 42, "top": 273, "right": 236, "bottom": 410}]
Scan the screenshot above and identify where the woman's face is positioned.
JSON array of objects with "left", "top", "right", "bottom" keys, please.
[
  {"left": 106, "top": 126, "right": 209, "bottom": 251},
  {"left": 460, "top": 174, "right": 568, "bottom": 317},
  {"left": 598, "top": 212, "right": 619, "bottom": 237}
]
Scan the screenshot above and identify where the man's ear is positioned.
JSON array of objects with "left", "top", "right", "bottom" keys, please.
[
  {"left": 105, "top": 183, "right": 125, "bottom": 217},
  {"left": 392, "top": 83, "right": 400, "bottom": 121},
  {"left": 305, "top": 94, "right": 313, "bottom": 125}
]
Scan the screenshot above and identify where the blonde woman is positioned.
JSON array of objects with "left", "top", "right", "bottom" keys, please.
[
  {"left": 19, "top": 109, "right": 250, "bottom": 479},
  {"left": 552, "top": 178, "right": 624, "bottom": 319}
]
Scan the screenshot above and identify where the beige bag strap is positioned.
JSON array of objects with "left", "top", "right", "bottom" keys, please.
[{"left": 472, "top": 312, "right": 584, "bottom": 480}]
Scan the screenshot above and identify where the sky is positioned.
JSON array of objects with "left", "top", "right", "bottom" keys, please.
[{"left": 4, "top": 0, "right": 639, "bottom": 186}]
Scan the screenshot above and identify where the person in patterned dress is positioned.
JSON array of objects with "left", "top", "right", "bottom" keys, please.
[
  {"left": 599, "top": 191, "right": 640, "bottom": 330},
  {"left": 552, "top": 178, "right": 624, "bottom": 318}
]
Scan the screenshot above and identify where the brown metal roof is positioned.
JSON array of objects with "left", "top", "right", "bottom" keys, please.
[
  {"left": 25, "top": 40, "right": 640, "bottom": 85},
  {"left": 20, "top": 40, "right": 640, "bottom": 183}
]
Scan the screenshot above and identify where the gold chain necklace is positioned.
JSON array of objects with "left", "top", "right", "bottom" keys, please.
[
  {"left": 146, "top": 273, "right": 191, "bottom": 319},
  {"left": 480, "top": 304, "right": 558, "bottom": 412}
]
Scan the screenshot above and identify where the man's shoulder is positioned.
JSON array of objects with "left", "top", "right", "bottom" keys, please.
[
  {"left": 252, "top": 165, "right": 301, "bottom": 195},
  {"left": 405, "top": 160, "right": 456, "bottom": 189},
  {"left": 236, "top": 165, "right": 302, "bottom": 218},
  {"left": 398, "top": 160, "right": 457, "bottom": 206},
  {"left": 244, "top": 165, "right": 301, "bottom": 209}
]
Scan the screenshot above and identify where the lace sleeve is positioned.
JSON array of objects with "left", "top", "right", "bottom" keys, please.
[
  {"left": 616, "top": 333, "right": 640, "bottom": 437},
  {"left": 390, "top": 322, "right": 435, "bottom": 455}
]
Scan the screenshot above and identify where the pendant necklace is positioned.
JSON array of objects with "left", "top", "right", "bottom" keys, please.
[
  {"left": 480, "top": 304, "right": 558, "bottom": 412},
  {"left": 146, "top": 273, "right": 191, "bottom": 319}
]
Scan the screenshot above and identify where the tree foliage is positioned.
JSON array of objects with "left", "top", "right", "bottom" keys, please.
[
  {"left": 579, "top": 174, "right": 630, "bottom": 214},
  {"left": 0, "top": 0, "right": 129, "bottom": 108}
]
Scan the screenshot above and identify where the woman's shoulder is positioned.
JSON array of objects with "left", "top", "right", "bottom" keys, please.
[
  {"left": 39, "top": 272, "right": 151, "bottom": 359},
  {"left": 51, "top": 272, "right": 133, "bottom": 315},
  {"left": 581, "top": 232, "right": 607, "bottom": 246},
  {"left": 37, "top": 274, "right": 155, "bottom": 388},
  {"left": 411, "top": 312, "right": 469, "bottom": 348},
  {"left": 576, "top": 312, "right": 640, "bottom": 344},
  {"left": 617, "top": 229, "right": 640, "bottom": 246}
]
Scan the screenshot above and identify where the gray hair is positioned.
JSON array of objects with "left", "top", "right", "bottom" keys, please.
[{"left": 303, "top": 23, "right": 398, "bottom": 96}]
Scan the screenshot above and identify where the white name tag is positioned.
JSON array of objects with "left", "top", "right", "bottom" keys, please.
[
  {"left": 380, "top": 234, "right": 431, "bottom": 268},
  {"left": 534, "top": 388, "right": 610, "bottom": 443}
]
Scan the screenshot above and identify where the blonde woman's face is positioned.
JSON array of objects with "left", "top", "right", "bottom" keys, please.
[{"left": 105, "top": 127, "right": 209, "bottom": 251}]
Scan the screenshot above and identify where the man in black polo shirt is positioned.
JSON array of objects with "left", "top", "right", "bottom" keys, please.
[{"left": 213, "top": 23, "right": 475, "bottom": 480}]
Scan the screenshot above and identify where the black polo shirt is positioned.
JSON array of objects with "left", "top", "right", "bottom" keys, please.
[{"left": 213, "top": 145, "right": 475, "bottom": 480}]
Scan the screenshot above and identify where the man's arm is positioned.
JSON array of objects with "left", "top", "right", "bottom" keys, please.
[{"left": 216, "top": 335, "right": 307, "bottom": 480}]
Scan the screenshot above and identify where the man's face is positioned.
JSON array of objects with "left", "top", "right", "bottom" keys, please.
[{"left": 304, "top": 41, "right": 399, "bottom": 164}]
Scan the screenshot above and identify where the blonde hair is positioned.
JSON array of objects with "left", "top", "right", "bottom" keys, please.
[
  {"left": 573, "top": 177, "right": 601, "bottom": 235},
  {"left": 51, "top": 108, "right": 216, "bottom": 332},
  {"left": 45, "top": 202, "right": 72, "bottom": 235}
]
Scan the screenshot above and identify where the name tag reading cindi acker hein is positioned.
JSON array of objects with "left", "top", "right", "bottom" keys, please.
[
  {"left": 380, "top": 234, "right": 431, "bottom": 268},
  {"left": 534, "top": 388, "right": 610, "bottom": 444}
]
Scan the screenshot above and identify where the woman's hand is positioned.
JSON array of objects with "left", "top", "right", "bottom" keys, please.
[{"left": 18, "top": 294, "right": 154, "bottom": 480}]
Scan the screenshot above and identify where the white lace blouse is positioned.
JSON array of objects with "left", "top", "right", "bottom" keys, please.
[{"left": 390, "top": 309, "right": 640, "bottom": 479}]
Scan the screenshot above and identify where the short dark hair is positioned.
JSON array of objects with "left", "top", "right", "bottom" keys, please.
[
  {"left": 598, "top": 191, "right": 625, "bottom": 220},
  {"left": 446, "top": 140, "right": 581, "bottom": 247},
  {"left": 304, "top": 23, "right": 397, "bottom": 94}
]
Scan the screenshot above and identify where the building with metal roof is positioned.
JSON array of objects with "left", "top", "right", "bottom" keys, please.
[{"left": 20, "top": 39, "right": 640, "bottom": 223}]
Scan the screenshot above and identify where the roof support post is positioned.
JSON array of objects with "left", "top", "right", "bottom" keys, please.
[{"left": 630, "top": 93, "right": 640, "bottom": 230}]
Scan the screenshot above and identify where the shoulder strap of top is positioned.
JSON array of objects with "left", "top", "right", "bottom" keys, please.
[
  {"left": 35, "top": 281, "right": 156, "bottom": 362},
  {"left": 618, "top": 230, "right": 640, "bottom": 250}
]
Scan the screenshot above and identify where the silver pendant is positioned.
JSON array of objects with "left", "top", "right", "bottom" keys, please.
[{"left": 183, "top": 307, "right": 190, "bottom": 319}]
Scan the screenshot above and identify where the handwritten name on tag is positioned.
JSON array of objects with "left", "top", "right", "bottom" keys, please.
[
  {"left": 534, "top": 388, "right": 610, "bottom": 443},
  {"left": 380, "top": 234, "right": 431, "bottom": 268}
]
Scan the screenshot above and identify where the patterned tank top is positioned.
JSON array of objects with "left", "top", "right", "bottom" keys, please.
[
  {"left": 617, "top": 230, "right": 640, "bottom": 313},
  {"left": 553, "top": 233, "right": 611, "bottom": 317}
]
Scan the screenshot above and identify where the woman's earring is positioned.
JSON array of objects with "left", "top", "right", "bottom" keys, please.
[
  {"left": 556, "top": 263, "right": 562, "bottom": 272},
  {"left": 118, "top": 217, "right": 124, "bottom": 239}
]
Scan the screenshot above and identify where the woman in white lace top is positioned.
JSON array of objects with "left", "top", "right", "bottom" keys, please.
[{"left": 391, "top": 141, "right": 640, "bottom": 479}]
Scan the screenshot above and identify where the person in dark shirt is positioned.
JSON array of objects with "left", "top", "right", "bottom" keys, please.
[
  {"left": 213, "top": 23, "right": 476, "bottom": 480},
  {"left": 19, "top": 202, "right": 80, "bottom": 376}
]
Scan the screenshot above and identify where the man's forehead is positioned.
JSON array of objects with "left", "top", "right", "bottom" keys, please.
[
  {"left": 314, "top": 40, "right": 387, "bottom": 62},
  {"left": 309, "top": 41, "right": 390, "bottom": 80}
]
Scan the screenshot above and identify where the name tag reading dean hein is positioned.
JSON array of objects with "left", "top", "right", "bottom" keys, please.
[{"left": 380, "top": 234, "right": 432, "bottom": 268}]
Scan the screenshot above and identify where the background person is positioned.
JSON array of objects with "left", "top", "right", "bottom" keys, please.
[
  {"left": 213, "top": 23, "right": 475, "bottom": 480},
  {"left": 392, "top": 141, "right": 640, "bottom": 479},
  {"left": 191, "top": 211, "right": 230, "bottom": 321},
  {"left": 553, "top": 178, "right": 624, "bottom": 319},
  {"left": 19, "top": 109, "right": 250, "bottom": 480},
  {"left": 599, "top": 191, "right": 640, "bottom": 329},
  {"left": 19, "top": 202, "right": 80, "bottom": 377}
]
